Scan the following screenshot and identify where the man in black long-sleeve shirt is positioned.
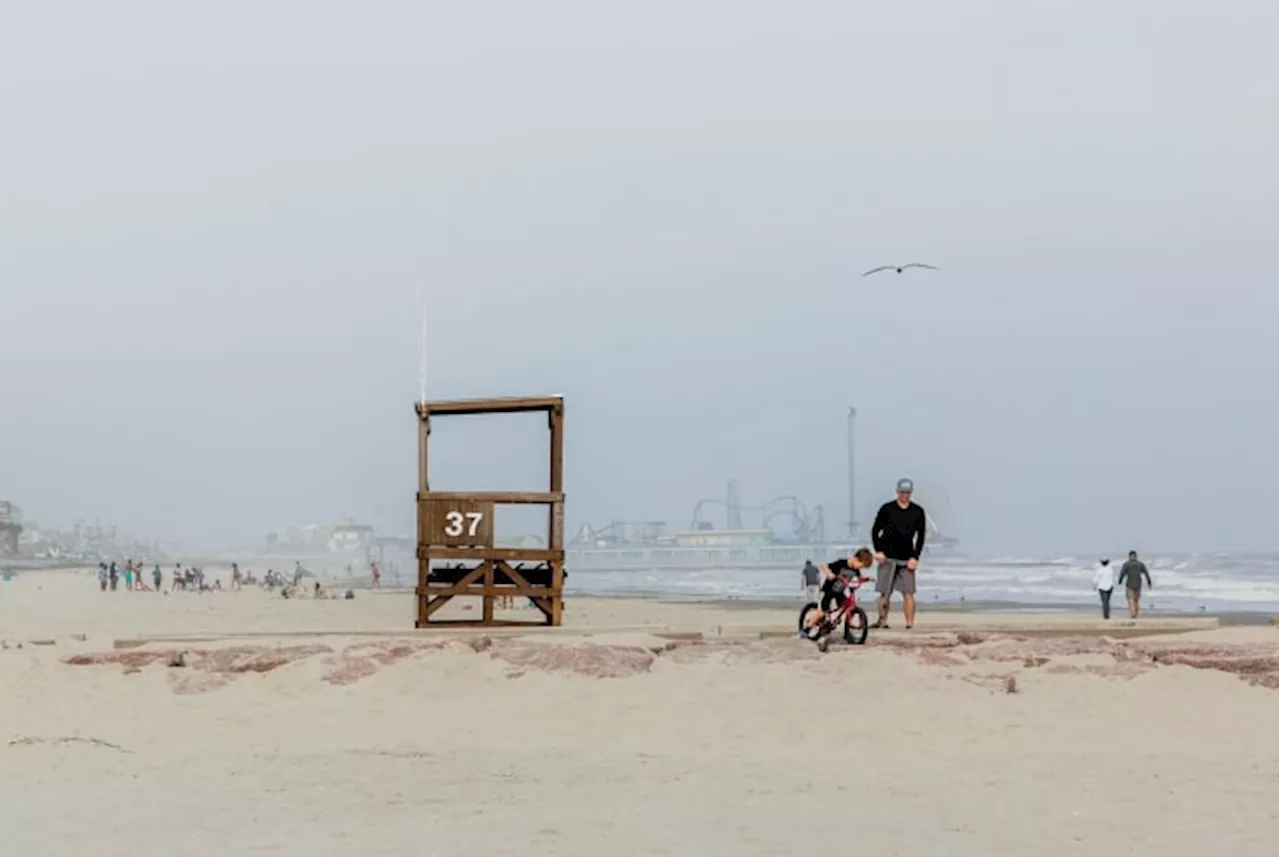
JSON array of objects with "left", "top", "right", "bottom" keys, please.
[{"left": 870, "top": 477, "right": 928, "bottom": 629}]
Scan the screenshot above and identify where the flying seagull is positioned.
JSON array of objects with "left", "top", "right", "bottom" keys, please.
[{"left": 861, "top": 263, "right": 939, "bottom": 277}]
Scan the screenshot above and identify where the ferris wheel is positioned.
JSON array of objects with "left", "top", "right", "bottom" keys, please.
[{"left": 909, "top": 482, "right": 952, "bottom": 539}]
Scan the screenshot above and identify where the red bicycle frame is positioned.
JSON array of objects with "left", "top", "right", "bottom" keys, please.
[{"left": 820, "top": 574, "right": 868, "bottom": 628}]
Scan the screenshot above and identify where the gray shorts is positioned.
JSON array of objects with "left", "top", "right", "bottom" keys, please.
[
  {"left": 876, "top": 560, "right": 916, "bottom": 596},
  {"left": 804, "top": 584, "right": 820, "bottom": 603}
]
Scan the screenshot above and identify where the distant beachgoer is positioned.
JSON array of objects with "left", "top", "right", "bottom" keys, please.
[
  {"left": 231, "top": 563, "right": 242, "bottom": 591},
  {"left": 123, "top": 564, "right": 134, "bottom": 591},
  {"left": 1093, "top": 558, "right": 1115, "bottom": 619},
  {"left": 801, "top": 560, "right": 820, "bottom": 603},
  {"left": 370, "top": 563, "right": 381, "bottom": 590},
  {"left": 293, "top": 562, "right": 304, "bottom": 588},
  {"left": 97, "top": 563, "right": 109, "bottom": 592},
  {"left": 108, "top": 562, "right": 119, "bottom": 591},
  {"left": 871, "top": 478, "right": 928, "bottom": 629},
  {"left": 152, "top": 565, "right": 163, "bottom": 592},
  {"left": 1118, "top": 550, "right": 1153, "bottom": 618}
]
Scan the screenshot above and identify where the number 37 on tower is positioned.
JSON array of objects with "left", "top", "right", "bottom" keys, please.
[
  {"left": 424, "top": 499, "right": 494, "bottom": 546},
  {"left": 444, "top": 510, "right": 483, "bottom": 537}
]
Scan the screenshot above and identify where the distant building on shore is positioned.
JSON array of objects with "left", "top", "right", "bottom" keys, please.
[
  {"left": 264, "top": 515, "right": 377, "bottom": 555},
  {"left": 0, "top": 501, "right": 21, "bottom": 555},
  {"left": 329, "top": 517, "right": 375, "bottom": 552}
]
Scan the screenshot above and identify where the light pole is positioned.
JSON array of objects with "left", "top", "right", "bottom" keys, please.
[{"left": 846, "top": 405, "right": 857, "bottom": 539}]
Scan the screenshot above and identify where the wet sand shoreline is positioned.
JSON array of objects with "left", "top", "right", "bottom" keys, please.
[{"left": 634, "top": 593, "right": 1278, "bottom": 625}]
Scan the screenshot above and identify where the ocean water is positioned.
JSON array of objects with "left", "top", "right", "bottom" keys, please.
[{"left": 563, "top": 551, "right": 1280, "bottom": 614}]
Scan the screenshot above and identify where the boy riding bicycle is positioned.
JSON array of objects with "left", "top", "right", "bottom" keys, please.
[{"left": 802, "top": 547, "right": 875, "bottom": 639}]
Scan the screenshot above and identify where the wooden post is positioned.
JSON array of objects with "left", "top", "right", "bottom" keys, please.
[
  {"left": 481, "top": 560, "right": 495, "bottom": 623},
  {"left": 416, "top": 403, "right": 430, "bottom": 608},
  {"left": 548, "top": 400, "right": 565, "bottom": 626},
  {"left": 417, "top": 405, "right": 430, "bottom": 493},
  {"left": 549, "top": 399, "right": 564, "bottom": 494}
]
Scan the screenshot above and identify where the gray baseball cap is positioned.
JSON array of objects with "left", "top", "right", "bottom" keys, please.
[{"left": 896, "top": 477, "right": 914, "bottom": 493}]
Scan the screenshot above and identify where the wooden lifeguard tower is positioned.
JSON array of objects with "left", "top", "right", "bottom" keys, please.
[{"left": 414, "top": 395, "right": 565, "bottom": 627}]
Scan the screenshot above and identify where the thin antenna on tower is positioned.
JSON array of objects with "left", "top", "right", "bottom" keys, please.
[{"left": 417, "top": 288, "right": 427, "bottom": 406}]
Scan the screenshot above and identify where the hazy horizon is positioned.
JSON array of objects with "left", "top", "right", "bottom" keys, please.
[{"left": 2, "top": 1, "right": 1276, "bottom": 556}]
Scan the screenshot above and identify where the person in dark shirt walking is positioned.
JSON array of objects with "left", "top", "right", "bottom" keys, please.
[
  {"left": 801, "top": 560, "right": 820, "bottom": 603},
  {"left": 1117, "top": 550, "right": 1153, "bottom": 618},
  {"left": 870, "top": 478, "right": 928, "bottom": 629}
]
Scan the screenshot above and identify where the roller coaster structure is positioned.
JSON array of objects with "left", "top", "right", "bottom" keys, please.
[
  {"left": 687, "top": 494, "right": 826, "bottom": 543},
  {"left": 572, "top": 480, "right": 827, "bottom": 547}
]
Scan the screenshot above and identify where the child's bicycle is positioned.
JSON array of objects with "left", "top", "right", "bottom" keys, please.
[{"left": 797, "top": 574, "right": 871, "bottom": 651}]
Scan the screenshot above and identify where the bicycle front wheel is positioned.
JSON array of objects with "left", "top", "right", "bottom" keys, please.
[{"left": 843, "top": 606, "right": 869, "bottom": 645}]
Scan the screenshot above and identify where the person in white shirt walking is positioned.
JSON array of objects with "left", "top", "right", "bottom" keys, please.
[{"left": 1093, "top": 558, "right": 1115, "bottom": 620}]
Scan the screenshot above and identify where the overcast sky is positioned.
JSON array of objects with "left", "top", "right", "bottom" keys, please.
[{"left": 1, "top": 1, "right": 1275, "bottom": 555}]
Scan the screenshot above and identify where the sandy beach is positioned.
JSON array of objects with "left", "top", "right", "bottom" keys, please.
[{"left": 1, "top": 568, "right": 1276, "bottom": 856}]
